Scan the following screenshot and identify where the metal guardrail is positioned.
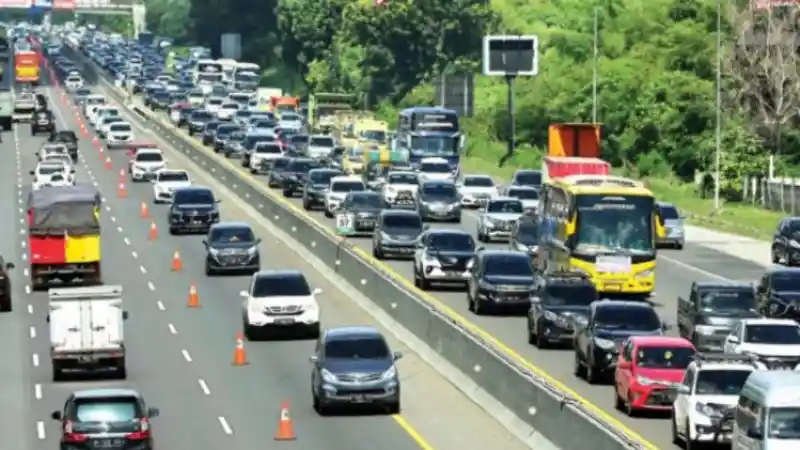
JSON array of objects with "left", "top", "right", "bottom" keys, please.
[{"left": 69, "top": 45, "right": 653, "bottom": 450}]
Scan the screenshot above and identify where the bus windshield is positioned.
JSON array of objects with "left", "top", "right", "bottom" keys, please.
[
  {"left": 409, "top": 135, "right": 459, "bottom": 156},
  {"left": 197, "top": 73, "right": 223, "bottom": 84},
  {"left": 574, "top": 195, "right": 654, "bottom": 254}
]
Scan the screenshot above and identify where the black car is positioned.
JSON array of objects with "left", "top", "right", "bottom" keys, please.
[
  {"left": 413, "top": 229, "right": 475, "bottom": 290},
  {"left": 467, "top": 249, "right": 535, "bottom": 314},
  {"left": 772, "top": 216, "right": 800, "bottom": 266},
  {"left": 31, "top": 110, "right": 55, "bottom": 135},
  {"left": 145, "top": 89, "right": 171, "bottom": 111},
  {"left": 35, "top": 92, "right": 48, "bottom": 111},
  {"left": 337, "top": 192, "right": 386, "bottom": 235},
  {"left": 187, "top": 110, "right": 214, "bottom": 136},
  {"left": 758, "top": 267, "right": 800, "bottom": 320},
  {"left": 203, "top": 222, "right": 261, "bottom": 275},
  {"left": 213, "top": 124, "right": 240, "bottom": 153},
  {"left": 177, "top": 106, "right": 195, "bottom": 128},
  {"left": 574, "top": 300, "right": 666, "bottom": 384},
  {"left": 677, "top": 281, "right": 759, "bottom": 352},
  {"left": 527, "top": 271, "right": 596, "bottom": 348},
  {"left": 311, "top": 326, "right": 402, "bottom": 414},
  {"left": 302, "top": 168, "right": 342, "bottom": 210},
  {"left": 267, "top": 157, "right": 291, "bottom": 188},
  {"left": 372, "top": 210, "right": 424, "bottom": 260},
  {"left": 0, "top": 256, "right": 14, "bottom": 312},
  {"left": 201, "top": 120, "right": 221, "bottom": 146},
  {"left": 222, "top": 130, "right": 247, "bottom": 158},
  {"left": 168, "top": 186, "right": 221, "bottom": 234},
  {"left": 508, "top": 169, "right": 543, "bottom": 189},
  {"left": 48, "top": 130, "right": 79, "bottom": 162},
  {"left": 509, "top": 214, "right": 540, "bottom": 257},
  {"left": 51, "top": 388, "right": 159, "bottom": 450},
  {"left": 282, "top": 157, "right": 319, "bottom": 197}
]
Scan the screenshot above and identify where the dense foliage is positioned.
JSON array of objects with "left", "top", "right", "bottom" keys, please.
[{"left": 121, "top": 0, "right": 800, "bottom": 198}]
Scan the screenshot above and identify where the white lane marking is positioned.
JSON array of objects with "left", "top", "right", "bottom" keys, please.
[
  {"left": 148, "top": 281, "right": 155, "bottom": 291},
  {"left": 139, "top": 266, "right": 147, "bottom": 274},
  {"left": 110, "top": 216, "right": 116, "bottom": 223},
  {"left": 658, "top": 254, "right": 730, "bottom": 281},
  {"left": 36, "top": 421, "right": 45, "bottom": 440},
  {"left": 29, "top": 326, "right": 36, "bottom": 338},
  {"left": 167, "top": 323, "right": 177, "bottom": 335},
  {"left": 34, "top": 383, "right": 41, "bottom": 400},
  {"left": 32, "top": 353, "right": 39, "bottom": 367},
  {"left": 181, "top": 349, "right": 192, "bottom": 362},
  {"left": 25, "top": 285, "right": 30, "bottom": 294},
  {"left": 124, "top": 237, "right": 130, "bottom": 246},
  {"left": 23, "top": 268, "right": 28, "bottom": 277},
  {"left": 217, "top": 416, "right": 233, "bottom": 435},
  {"left": 157, "top": 300, "right": 165, "bottom": 311},
  {"left": 198, "top": 379, "right": 211, "bottom": 395},
  {"left": 131, "top": 251, "right": 138, "bottom": 259},
  {"left": 117, "top": 226, "right": 123, "bottom": 233},
  {"left": 27, "top": 304, "right": 32, "bottom": 314},
  {"left": 20, "top": 240, "right": 26, "bottom": 248}
]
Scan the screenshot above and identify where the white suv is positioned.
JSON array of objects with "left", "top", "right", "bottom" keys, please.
[
  {"left": 152, "top": 169, "right": 191, "bottom": 203},
  {"left": 240, "top": 270, "right": 321, "bottom": 341}
]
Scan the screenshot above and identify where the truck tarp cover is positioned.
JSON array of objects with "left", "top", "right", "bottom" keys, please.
[{"left": 28, "top": 184, "right": 100, "bottom": 236}]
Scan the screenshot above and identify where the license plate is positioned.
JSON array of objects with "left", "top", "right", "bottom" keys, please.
[
  {"left": 604, "top": 283, "right": 623, "bottom": 290},
  {"left": 79, "top": 355, "right": 95, "bottom": 362},
  {"left": 191, "top": 220, "right": 203, "bottom": 224},
  {"left": 92, "top": 438, "right": 123, "bottom": 448},
  {"left": 274, "top": 318, "right": 295, "bottom": 325},
  {"left": 445, "top": 271, "right": 462, "bottom": 277},
  {"left": 350, "top": 394, "right": 367, "bottom": 403}
]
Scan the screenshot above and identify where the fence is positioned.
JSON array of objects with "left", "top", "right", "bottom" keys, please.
[{"left": 742, "top": 176, "right": 800, "bottom": 215}]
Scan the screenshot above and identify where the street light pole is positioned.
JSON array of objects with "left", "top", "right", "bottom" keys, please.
[
  {"left": 592, "top": 7, "right": 598, "bottom": 123},
  {"left": 714, "top": 0, "right": 722, "bottom": 209}
]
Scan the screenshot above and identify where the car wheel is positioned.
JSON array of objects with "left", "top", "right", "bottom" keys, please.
[
  {"left": 671, "top": 414, "right": 681, "bottom": 445},
  {"left": 772, "top": 247, "right": 780, "bottom": 264},
  {"left": 250, "top": 168, "right": 258, "bottom": 175},
  {"left": 386, "top": 401, "right": 400, "bottom": 415},
  {"left": 573, "top": 351, "right": 585, "bottom": 378},
  {"left": 205, "top": 264, "right": 215, "bottom": 276},
  {"left": 169, "top": 227, "right": 178, "bottom": 235},
  {"left": 0, "top": 298, "right": 11, "bottom": 312},
  {"left": 585, "top": 359, "right": 599, "bottom": 384},
  {"left": 614, "top": 387, "right": 625, "bottom": 411},
  {"left": 243, "top": 322, "right": 258, "bottom": 341}
]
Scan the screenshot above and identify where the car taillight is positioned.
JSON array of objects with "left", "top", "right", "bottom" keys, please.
[
  {"left": 125, "top": 418, "right": 150, "bottom": 440},
  {"left": 62, "top": 420, "right": 89, "bottom": 442}
]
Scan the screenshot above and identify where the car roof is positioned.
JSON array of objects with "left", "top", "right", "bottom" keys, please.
[
  {"left": 174, "top": 186, "right": 212, "bottom": 193},
  {"left": 506, "top": 185, "right": 538, "bottom": 191},
  {"left": 72, "top": 388, "right": 141, "bottom": 400},
  {"left": 324, "top": 326, "right": 382, "bottom": 341},
  {"left": 479, "top": 249, "right": 529, "bottom": 258},
  {"left": 694, "top": 281, "right": 752, "bottom": 288},
  {"left": 427, "top": 228, "right": 472, "bottom": 237},
  {"left": 464, "top": 174, "right": 492, "bottom": 179},
  {"left": 739, "top": 318, "right": 799, "bottom": 326},
  {"left": 629, "top": 336, "right": 693, "bottom": 347},
  {"left": 210, "top": 221, "right": 252, "bottom": 231},
  {"left": 254, "top": 269, "right": 303, "bottom": 280},
  {"left": 421, "top": 179, "right": 455, "bottom": 186},
  {"left": 767, "top": 267, "right": 800, "bottom": 275},
  {"left": 380, "top": 209, "right": 420, "bottom": 217},
  {"left": 593, "top": 299, "right": 655, "bottom": 310},
  {"left": 488, "top": 197, "right": 521, "bottom": 203}
]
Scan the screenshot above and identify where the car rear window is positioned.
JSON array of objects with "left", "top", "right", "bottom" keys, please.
[{"left": 71, "top": 397, "right": 141, "bottom": 422}]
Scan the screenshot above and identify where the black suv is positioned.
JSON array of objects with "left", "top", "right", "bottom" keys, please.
[
  {"left": 168, "top": 186, "right": 221, "bottom": 234},
  {"left": 527, "top": 271, "right": 596, "bottom": 348},
  {"left": 187, "top": 109, "right": 214, "bottom": 136},
  {"left": 758, "top": 267, "right": 800, "bottom": 320},
  {"left": 47, "top": 130, "right": 79, "bottom": 162},
  {"left": 203, "top": 222, "right": 261, "bottom": 275},
  {"left": 467, "top": 249, "right": 536, "bottom": 314},
  {"left": 336, "top": 192, "right": 386, "bottom": 235},
  {"left": 0, "top": 256, "right": 15, "bottom": 312},
  {"left": 509, "top": 214, "right": 540, "bottom": 257},
  {"left": 31, "top": 110, "right": 55, "bottom": 135},
  {"left": 772, "top": 216, "right": 800, "bottom": 266},
  {"left": 677, "top": 281, "right": 759, "bottom": 352},
  {"left": 213, "top": 124, "right": 241, "bottom": 153},
  {"left": 574, "top": 300, "right": 666, "bottom": 383},
  {"left": 302, "top": 168, "right": 342, "bottom": 210},
  {"left": 201, "top": 120, "right": 221, "bottom": 146},
  {"left": 372, "top": 210, "right": 424, "bottom": 260},
  {"left": 51, "top": 388, "right": 159, "bottom": 450},
  {"left": 282, "top": 157, "right": 319, "bottom": 197}
]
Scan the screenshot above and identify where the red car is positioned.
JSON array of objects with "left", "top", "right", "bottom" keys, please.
[{"left": 613, "top": 335, "right": 695, "bottom": 415}]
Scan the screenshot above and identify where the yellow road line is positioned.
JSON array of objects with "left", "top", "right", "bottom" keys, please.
[{"left": 392, "top": 415, "right": 435, "bottom": 450}]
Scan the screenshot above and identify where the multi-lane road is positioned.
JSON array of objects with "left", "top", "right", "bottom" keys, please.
[{"left": 2, "top": 66, "right": 530, "bottom": 449}]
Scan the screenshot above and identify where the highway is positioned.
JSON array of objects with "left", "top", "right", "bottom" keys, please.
[
  {"left": 108, "top": 87, "right": 773, "bottom": 447},
  {"left": 11, "top": 66, "right": 530, "bottom": 450}
]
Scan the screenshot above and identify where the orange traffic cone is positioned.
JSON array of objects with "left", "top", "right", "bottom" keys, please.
[
  {"left": 117, "top": 181, "right": 127, "bottom": 199},
  {"left": 148, "top": 221, "right": 158, "bottom": 241},
  {"left": 104, "top": 157, "right": 112, "bottom": 170},
  {"left": 92, "top": 136, "right": 99, "bottom": 148},
  {"left": 187, "top": 282, "right": 200, "bottom": 308},
  {"left": 139, "top": 201, "right": 149, "bottom": 218},
  {"left": 171, "top": 250, "right": 183, "bottom": 272},
  {"left": 274, "top": 401, "right": 296, "bottom": 441},
  {"left": 119, "top": 168, "right": 125, "bottom": 180},
  {"left": 233, "top": 332, "right": 248, "bottom": 366}
]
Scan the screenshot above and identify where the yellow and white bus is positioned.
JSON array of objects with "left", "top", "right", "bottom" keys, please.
[{"left": 537, "top": 175, "right": 664, "bottom": 297}]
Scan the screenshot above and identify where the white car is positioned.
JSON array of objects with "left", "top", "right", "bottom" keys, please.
[
  {"left": 105, "top": 122, "right": 134, "bottom": 148},
  {"left": 129, "top": 149, "right": 166, "bottom": 182},
  {"left": 64, "top": 74, "right": 84, "bottom": 90},
  {"left": 417, "top": 157, "right": 455, "bottom": 182},
  {"left": 152, "top": 169, "right": 191, "bottom": 203},
  {"left": 239, "top": 270, "right": 322, "bottom": 341},
  {"left": 31, "top": 161, "right": 72, "bottom": 190},
  {"left": 247, "top": 142, "right": 283, "bottom": 174},
  {"left": 82, "top": 94, "right": 106, "bottom": 116},
  {"left": 476, "top": 198, "right": 524, "bottom": 242},
  {"left": 90, "top": 106, "right": 120, "bottom": 127},
  {"left": 205, "top": 97, "right": 224, "bottom": 114},
  {"left": 97, "top": 116, "right": 124, "bottom": 138},
  {"left": 323, "top": 175, "right": 366, "bottom": 218},
  {"left": 216, "top": 101, "right": 239, "bottom": 120},
  {"left": 505, "top": 186, "right": 540, "bottom": 213},
  {"left": 381, "top": 171, "right": 418, "bottom": 208},
  {"left": 277, "top": 113, "right": 303, "bottom": 131},
  {"left": 37, "top": 143, "right": 69, "bottom": 162},
  {"left": 413, "top": 229, "right": 472, "bottom": 290},
  {"left": 671, "top": 354, "right": 757, "bottom": 448},
  {"left": 458, "top": 174, "right": 498, "bottom": 208},
  {"left": 723, "top": 318, "right": 800, "bottom": 362}
]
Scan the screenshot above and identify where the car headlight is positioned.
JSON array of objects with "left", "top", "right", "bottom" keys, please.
[
  {"left": 483, "top": 217, "right": 495, "bottom": 226},
  {"left": 208, "top": 247, "right": 220, "bottom": 257},
  {"left": 321, "top": 368, "right": 337, "bottom": 383},
  {"left": 695, "top": 402, "right": 722, "bottom": 418},
  {"left": 791, "top": 240, "right": 800, "bottom": 249},
  {"left": 694, "top": 325, "right": 716, "bottom": 335},
  {"left": 478, "top": 280, "right": 494, "bottom": 289},
  {"left": 246, "top": 246, "right": 258, "bottom": 255},
  {"left": 636, "top": 270, "right": 653, "bottom": 278},
  {"left": 423, "top": 256, "right": 441, "bottom": 267},
  {"left": 303, "top": 302, "right": 318, "bottom": 312},
  {"left": 636, "top": 376, "right": 658, "bottom": 386},
  {"left": 594, "top": 337, "right": 616, "bottom": 350},
  {"left": 543, "top": 310, "right": 559, "bottom": 321},
  {"left": 380, "top": 365, "right": 397, "bottom": 380}
]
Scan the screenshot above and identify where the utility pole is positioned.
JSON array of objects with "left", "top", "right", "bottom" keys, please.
[
  {"left": 713, "top": 0, "right": 722, "bottom": 209},
  {"left": 592, "top": 7, "right": 599, "bottom": 124}
]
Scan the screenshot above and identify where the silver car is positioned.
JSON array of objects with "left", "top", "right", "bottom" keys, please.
[
  {"left": 416, "top": 180, "right": 461, "bottom": 223},
  {"left": 657, "top": 201, "right": 685, "bottom": 249},
  {"left": 477, "top": 198, "right": 524, "bottom": 243},
  {"left": 505, "top": 186, "right": 540, "bottom": 213}
]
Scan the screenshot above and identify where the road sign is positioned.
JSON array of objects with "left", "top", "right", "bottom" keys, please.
[
  {"left": 220, "top": 33, "right": 240, "bottom": 60},
  {"left": 482, "top": 35, "right": 539, "bottom": 77},
  {"left": 335, "top": 213, "right": 354, "bottom": 235}
]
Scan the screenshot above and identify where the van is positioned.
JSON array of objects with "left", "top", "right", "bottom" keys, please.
[{"left": 733, "top": 371, "right": 800, "bottom": 449}]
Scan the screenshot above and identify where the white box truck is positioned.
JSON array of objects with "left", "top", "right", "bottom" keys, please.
[{"left": 47, "top": 285, "right": 128, "bottom": 381}]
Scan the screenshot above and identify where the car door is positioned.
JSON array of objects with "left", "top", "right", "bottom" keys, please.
[
  {"left": 775, "top": 219, "right": 789, "bottom": 256},
  {"left": 724, "top": 322, "right": 743, "bottom": 353},
  {"left": 414, "top": 231, "right": 430, "bottom": 271},
  {"left": 673, "top": 367, "right": 695, "bottom": 426},
  {"left": 615, "top": 340, "right": 634, "bottom": 397}
]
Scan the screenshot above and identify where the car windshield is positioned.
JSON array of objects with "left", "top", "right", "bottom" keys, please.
[
  {"left": 288, "top": 161, "right": 314, "bottom": 172},
  {"left": 158, "top": 171, "right": 188, "bottom": 182},
  {"left": 484, "top": 255, "right": 533, "bottom": 277},
  {"left": 745, "top": 324, "right": 800, "bottom": 344},
  {"left": 359, "top": 129, "right": 385, "bottom": 142},
  {"left": 205, "top": 122, "right": 220, "bottom": 131},
  {"left": 421, "top": 162, "right": 450, "bottom": 173},
  {"left": 325, "top": 337, "right": 390, "bottom": 359},
  {"left": 514, "top": 171, "right": 542, "bottom": 186},
  {"left": 216, "top": 126, "right": 238, "bottom": 136},
  {"left": 38, "top": 165, "right": 64, "bottom": 175},
  {"left": 508, "top": 188, "right": 539, "bottom": 200},
  {"left": 788, "top": 220, "right": 800, "bottom": 234},
  {"left": 110, "top": 124, "right": 131, "bottom": 132},
  {"left": 487, "top": 200, "right": 523, "bottom": 214},
  {"left": 768, "top": 407, "right": 800, "bottom": 439},
  {"left": 175, "top": 189, "right": 215, "bottom": 204},
  {"left": 281, "top": 113, "right": 301, "bottom": 121},
  {"left": 595, "top": 307, "right": 661, "bottom": 330},
  {"left": 699, "top": 289, "right": 755, "bottom": 313},
  {"left": 659, "top": 205, "right": 680, "bottom": 220},
  {"left": 422, "top": 184, "right": 456, "bottom": 198},
  {"left": 252, "top": 274, "right": 310, "bottom": 297},
  {"left": 464, "top": 177, "right": 493, "bottom": 187},
  {"left": 773, "top": 275, "right": 800, "bottom": 291},
  {"left": 694, "top": 369, "right": 750, "bottom": 395},
  {"left": 384, "top": 214, "right": 422, "bottom": 229},
  {"left": 332, "top": 181, "right": 364, "bottom": 192},
  {"left": 635, "top": 346, "right": 694, "bottom": 369},
  {"left": 272, "top": 159, "right": 289, "bottom": 169},
  {"left": 235, "top": 110, "right": 252, "bottom": 119},
  {"left": 211, "top": 226, "right": 255, "bottom": 243},
  {"left": 309, "top": 171, "right": 339, "bottom": 184},
  {"left": 543, "top": 285, "right": 597, "bottom": 306},
  {"left": 253, "top": 121, "right": 275, "bottom": 129},
  {"left": 136, "top": 152, "right": 162, "bottom": 162},
  {"left": 255, "top": 144, "right": 281, "bottom": 154},
  {"left": 350, "top": 194, "right": 383, "bottom": 208},
  {"left": 192, "top": 111, "right": 212, "bottom": 120},
  {"left": 515, "top": 222, "right": 540, "bottom": 245},
  {"left": 310, "top": 137, "right": 334, "bottom": 147},
  {"left": 222, "top": 103, "right": 239, "bottom": 110},
  {"left": 428, "top": 233, "right": 474, "bottom": 251},
  {"left": 208, "top": 98, "right": 223, "bottom": 105},
  {"left": 72, "top": 398, "right": 140, "bottom": 423},
  {"left": 388, "top": 173, "right": 417, "bottom": 184}
]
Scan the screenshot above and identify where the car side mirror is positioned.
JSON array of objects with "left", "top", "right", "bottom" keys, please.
[
  {"left": 423, "top": 224, "right": 430, "bottom": 231},
  {"left": 746, "top": 427, "right": 763, "bottom": 439},
  {"left": 662, "top": 323, "right": 672, "bottom": 331},
  {"left": 201, "top": 240, "right": 208, "bottom": 247},
  {"left": 309, "top": 355, "right": 318, "bottom": 363},
  {"left": 727, "top": 335, "right": 740, "bottom": 344},
  {"left": 239, "top": 290, "right": 249, "bottom": 298},
  {"left": 393, "top": 351, "right": 403, "bottom": 361},
  {"left": 670, "top": 384, "right": 690, "bottom": 395},
  {"left": 255, "top": 238, "right": 262, "bottom": 245},
  {"left": 122, "top": 311, "right": 129, "bottom": 320},
  {"left": 46, "top": 314, "right": 50, "bottom": 323},
  {"left": 29, "top": 170, "right": 34, "bottom": 175},
  {"left": 216, "top": 199, "right": 222, "bottom": 203},
  {"left": 147, "top": 407, "right": 160, "bottom": 418},
  {"left": 6, "top": 262, "right": 14, "bottom": 269},
  {"left": 50, "top": 411, "right": 62, "bottom": 421},
  {"left": 313, "top": 288, "right": 323, "bottom": 295}
]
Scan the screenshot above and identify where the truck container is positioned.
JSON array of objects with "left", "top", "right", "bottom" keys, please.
[
  {"left": 548, "top": 123, "right": 601, "bottom": 157},
  {"left": 14, "top": 49, "right": 39, "bottom": 84},
  {"left": 542, "top": 156, "right": 610, "bottom": 182}
]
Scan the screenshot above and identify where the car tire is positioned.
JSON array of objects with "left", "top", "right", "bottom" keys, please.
[
  {"left": 205, "top": 264, "right": 215, "bottom": 276},
  {"left": 282, "top": 189, "right": 292, "bottom": 198},
  {"left": 0, "top": 297, "right": 11, "bottom": 312},
  {"left": 116, "top": 361, "right": 127, "bottom": 380},
  {"left": 52, "top": 362, "right": 64, "bottom": 382},
  {"left": 324, "top": 209, "right": 333, "bottom": 218},
  {"left": 243, "top": 322, "right": 259, "bottom": 341},
  {"left": 250, "top": 168, "right": 258, "bottom": 175},
  {"left": 169, "top": 227, "right": 178, "bottom": 235},
  {"left": 386, "top": 401, "right": 400, "bottom": 415}
]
